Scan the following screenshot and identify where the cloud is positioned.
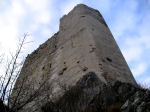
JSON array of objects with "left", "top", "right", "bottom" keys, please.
[
  {"left": 24, "top": 0, "right": 52, "bottom": 24},
  {"left": 121, "top": 8, "right": 150, "bottom": 79},
  {"left": 42, "top": 28, "right": 53, "bottom": 38},
  {"left": 0, "top": 0, "right": 25, "bottom": 55},
  {"left": 0, "top": 0, "right": 54, "bottom": 55},
  {"left": 0, "top": 0, "right": 55, "bottom": 76},
  {"left": 122, "top": 43, "right": 142, "bottom": 63},
  {"left": 131, "top": 63, "right": 148, "bottom": 77},
  {"left": 109, "top": 1, "right": 138, "bottom": 39}
]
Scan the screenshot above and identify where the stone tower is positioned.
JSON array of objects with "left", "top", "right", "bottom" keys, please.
[{"left": 11, "top": 4, "right": 137, "bottom": 112}]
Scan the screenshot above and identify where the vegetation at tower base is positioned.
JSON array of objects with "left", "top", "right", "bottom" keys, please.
[{"left": 41, "top": 72, "right": 150, "bottom": 112}]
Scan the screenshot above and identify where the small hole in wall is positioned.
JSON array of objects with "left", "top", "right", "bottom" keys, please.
[
  {"left": 81, "top": 15, "right": 85, "bottom": 17},
  {"left": 50, "top": 63, "right": 51, "bottom": 68},
  {"left": 89, "top": 47, "right": 96, "bottom": 53},
  {"left": 77, "top": 61, "right": 80, "bottom": 64},
  {"left": 42, "top": 66, "right": 45, "bottom": 70},
  {"left": 102, "top": 59, "right": 105, "bottom": 62},
  {"left": 99, "top": 64, "right": 102, "bottom": 66},
  {"left": 58, "top": 67, "right": 67, "bottom": 75},
  {"left": 82, "top": 67, "right": 88, "bottom": 72},
  {"left": 63, "top": 67, "right": 67, "bottom": 71},
  {"left": 64, "top": 62, "right": 66, "bottom": 64},
  {"left": 106, "top": 57, "right": 112, "bottom": 62}
]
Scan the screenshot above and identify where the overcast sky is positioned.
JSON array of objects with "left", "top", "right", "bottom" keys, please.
[{"left": 0, "top": 0, "right": 150, "bottom": 86}]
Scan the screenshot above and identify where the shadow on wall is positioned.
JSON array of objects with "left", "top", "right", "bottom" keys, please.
[{"left": 41, "top": 72, "right": 150, "bottom": 112}]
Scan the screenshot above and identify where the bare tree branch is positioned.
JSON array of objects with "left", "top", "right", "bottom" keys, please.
[{"left": 1, "top": 34, "right": 27, "bottom": 101}]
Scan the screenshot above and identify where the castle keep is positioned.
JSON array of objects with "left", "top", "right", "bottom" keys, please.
[{"left": 11, "top": 4, "right": 137, "bottom": 112}]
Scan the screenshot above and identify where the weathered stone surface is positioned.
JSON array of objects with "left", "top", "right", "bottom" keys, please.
[
  {"left": 120, "top": 90, "right": 150, "bottom": 112},
  {"left": 11, "top": 4, "right": 138, "bottom": 112}
]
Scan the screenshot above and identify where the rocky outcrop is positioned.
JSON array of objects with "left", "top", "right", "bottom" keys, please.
[{"left": 41, "top": 72, "right": 150, "bottom": 112}]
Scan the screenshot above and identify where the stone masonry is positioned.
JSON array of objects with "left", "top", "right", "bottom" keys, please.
[{"left": 10, "top": 4, "right": 137, "bottom": 112}]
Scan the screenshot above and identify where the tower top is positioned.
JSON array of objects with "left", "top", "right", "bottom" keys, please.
[{"left": 60, "top": 4, "right": 105, "bottom": 32}]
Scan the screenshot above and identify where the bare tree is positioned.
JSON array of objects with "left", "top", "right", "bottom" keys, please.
[
  {"left": 0, "top": 33, "right": 47, "bottom": 112},
  {"left": 0, "top": 33, "right": 28, "bottom": 102}
]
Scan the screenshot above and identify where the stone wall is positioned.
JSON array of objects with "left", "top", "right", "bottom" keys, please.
[{"left": 10, "top": 4, "right": 137, "bottom": 112}]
